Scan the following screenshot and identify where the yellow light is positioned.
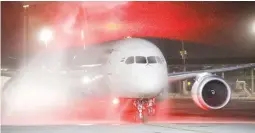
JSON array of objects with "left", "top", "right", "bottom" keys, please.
[
  {"left": 106, "top": 22, "right": 120, "bottom": 31},
  {"left": 187, "top": 81, "right": 191, "bottom": 86}
]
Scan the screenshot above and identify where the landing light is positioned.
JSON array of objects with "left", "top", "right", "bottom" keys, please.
[
  {"left": 82, "top": 76, "right": 91, "bottom": 84},
  {"left": 112, "top": 98, "right": 119, "bottom": 105},
  {"left": 39, "top": 28, "right": 53, "bottom": 48}
]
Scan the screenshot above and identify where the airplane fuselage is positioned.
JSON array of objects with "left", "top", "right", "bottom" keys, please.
[{"left": 103, "top": 38, "right": 169, "bottom": 98}]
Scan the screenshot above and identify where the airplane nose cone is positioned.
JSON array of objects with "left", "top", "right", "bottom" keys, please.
[
  {"left": 136, "top": 75, "right": 163, "bottom": 97},
  {"left": 145, "top": 78, "right": 161, "bottom": 91}
]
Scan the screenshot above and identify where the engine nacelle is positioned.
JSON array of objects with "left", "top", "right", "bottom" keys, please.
[{"left": 191, "top": 73, "right": 231, "bottom": 110}]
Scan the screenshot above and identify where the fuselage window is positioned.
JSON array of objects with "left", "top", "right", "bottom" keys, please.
[
  {"left": 156, "top": 56, "right": 162, "bottom": 64},
  {"left": 147, "top": 56, "right": 157, "bottom": 64},
  {"left": 125, "top": 56, "right": 134, "bottom": 64},
  {"left": 135, "top": 56, "right": 147, "bottom": 64}
]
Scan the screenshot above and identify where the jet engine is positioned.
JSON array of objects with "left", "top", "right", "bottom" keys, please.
[{"left": 191, "top": 73, "right": 231, "bottom": 110}]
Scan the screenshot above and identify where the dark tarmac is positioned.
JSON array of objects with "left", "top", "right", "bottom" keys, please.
[
  {"left": 149, "top": 98, "right": 255, "bottom": 123},
  {"left": 2, "top": 98, "right": 255, "bottom": 133},
  {"left": 3, "top": 98, "right": 255, "bottom": 124},
  {"left": 102, "top": 98, "right": 255, "bottom": 123}
]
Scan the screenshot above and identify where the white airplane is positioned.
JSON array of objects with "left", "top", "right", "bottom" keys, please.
[{"left": 2, "top": 38, "right": 255, "bottom": 121}]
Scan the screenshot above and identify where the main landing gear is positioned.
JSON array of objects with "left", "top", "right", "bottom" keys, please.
[{"left": 133, "top": 98, "right": 156, "bottom": 122}]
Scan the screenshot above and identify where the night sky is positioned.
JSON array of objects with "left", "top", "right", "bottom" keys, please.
[{"left": 1, "top": 1, "right": 255, "bottom": 68}]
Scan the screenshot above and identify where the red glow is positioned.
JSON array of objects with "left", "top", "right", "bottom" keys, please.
[
  {"left": 3, "top": 97, "right": 255, "bottom": 125},
  {"left": 46, "top": 1, "right": 236, "bottom": 47}
]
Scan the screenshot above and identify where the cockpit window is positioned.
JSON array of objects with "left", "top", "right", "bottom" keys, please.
[
  {"left": 147, "top": 56, "right": 157, "bottom": 64},
  {"left": 156, "top": 56, "right": 162, "bottom": 64},
  {"left": 135, "top": 56, "right": 147, "bottom": 64},
  {"left": 161, "top": 57, "right": 165, "bottom": 63},
  {"left": 120, "top": 57, "right": 125, "bottom": 62},
  {"left": 125, "top": 56, "right": 134, "bottom": 64}
]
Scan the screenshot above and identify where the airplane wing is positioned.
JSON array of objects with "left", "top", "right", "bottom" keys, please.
[
  {"left": 80, "top": 64, "right": 102, "bottom": 68},
  {"left": 0, "top": 63, "right": 103, "bottom": 78},
  {"left": 168, "top": 63, "right": 255, "bottom": 81},
  {"left": 1, "top": 69, "right": 18, "bottom": 77}
]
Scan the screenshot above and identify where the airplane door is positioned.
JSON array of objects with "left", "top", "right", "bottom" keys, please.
[{"left": 104, "top": 48, "right": 121, "bottom": 92}]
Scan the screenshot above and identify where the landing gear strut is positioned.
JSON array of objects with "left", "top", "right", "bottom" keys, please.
[{"left": 133, "top": 98, "right": 156, "bottom": 122}]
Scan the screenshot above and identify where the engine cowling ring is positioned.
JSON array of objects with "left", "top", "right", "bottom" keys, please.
[{"left": 191, "top": 73, "right": 231, "bottom": 110}]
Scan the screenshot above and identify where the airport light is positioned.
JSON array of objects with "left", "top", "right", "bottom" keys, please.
[
  {"left": 81, "top": 29, "right": 84, "bottom": 40},
  {"left": 180, "top": 40, "right": 188, "bottom": 95},
  {"left": 106, "top": 22, "right": 120, "bottom": 31},
  {"left": 81, "top": 29, "right": 86, "bottom": 49},
  {"left": 252, "top": 21, "right": 255, "bottom": 33},
  {"left": 187, "top": 81, "right": 191, "bottom": 86},
  {"left": 39, "top": 28, "right": 53, "bottom": 48},
  {"left": 180, "top": 40, "right": 187, "bottom": 72},
  {"left": 23, "top": 4, "right": 29, "bottom": 9},
  {"left": 112, "top": 98, "right": 120, "bottom": 105},
  {"left": 23, "top": 4, "right": 30, "bottom": 67}
]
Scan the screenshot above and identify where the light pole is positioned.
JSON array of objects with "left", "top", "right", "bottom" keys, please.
[
  {"left": 39, "top": 28, "right": 53, "bottom": 48},
  {"left": 76, "top": 6, "right": 88, "bottom": 50},
  {"left": 252, "top": 21, "right": 255, "bottom": 33},
  {"left": 23, "top": 4, "right": 29, "bottom": 66},
  {"left": 250, "top": 21, "right": 255, "bottom": 94},
  {"left": 180, "top": 40, "right": 188, "bottom": 95},
  {"left": 180, "top": 40, "right": 187, "bottom": 72},
  {"left": 252, "top": 68, "right": 254, "bottom": 94}
]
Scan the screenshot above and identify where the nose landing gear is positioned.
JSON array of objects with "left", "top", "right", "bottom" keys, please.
[{"left": 133, "top": 98, "right": 156, "bottom": 122}]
